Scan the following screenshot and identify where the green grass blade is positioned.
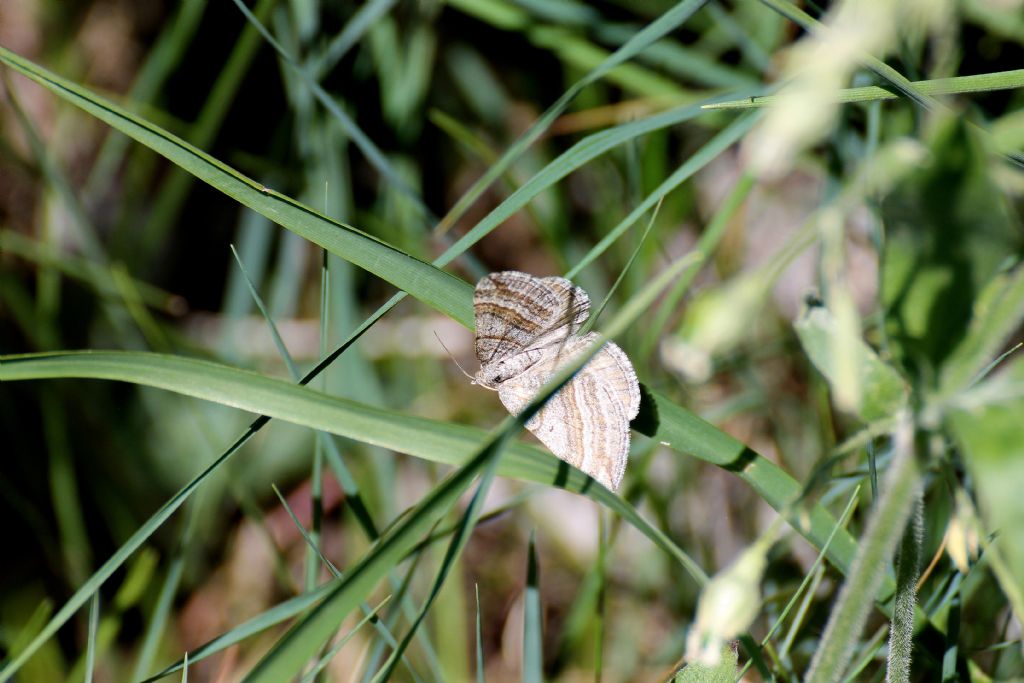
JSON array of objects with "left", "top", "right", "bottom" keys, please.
[
  {"left": 523, "top": 532, "right": 543, "bottom": 683},
  {"left": 806, "top": 418, "right": 922, "bottom": 682},
  {"left": 475, "top": 584, "right": 485, "bottom": 683},
  {"left": 299, "top": 597, "right": 392, "bottom": 683},
  {"left": 566, "top": 111, "right": 760, "bottom": 279},
  {"left": 0, "top": 45, "right": 474, "bottom": 327},
  {"left": 704, "top": 70, "right": 1024, "bottom": 109},
  {"left": 85, "top": 593, "right": 99, "bottom": 683},
  {"left": 229, "top": 0, "right": 432, "bottom": 222},
  {"left": 438, "top": 94, "right": 758, "bottom": 269},
  {"left": 369, "top": 454, "right": 501, "bottom": 682},
  {"left": 0, "top": 346, "right": 891, "bottom": 602},
  {"left": 434, "top": 0, "right": 711, "bottom": 236}
]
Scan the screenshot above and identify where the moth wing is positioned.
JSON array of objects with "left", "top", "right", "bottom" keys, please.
[
  {"left": 496, "top": 334, "right": 635, "bottom": 490},
  {"left": 474, "top": 271, "right": 590, "bottom": 365}
]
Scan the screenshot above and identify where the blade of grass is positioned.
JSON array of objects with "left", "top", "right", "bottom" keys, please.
[
  {"left": 703, "top": 70, "right": 1024, "bottom": 109},
  {"left": 438, "top": 94, "right": 759, "bottom": 264},
  {"left": 367, "top": 452, "right": 501, "bottom": 682},
  {"left": 566, "top": 111, "right": 759, "bottom": 279},
  {"left": 475, "top": 584, "right": 485, "bottom": 683},
  {"left": 299, "top": 597, "right": 392, "bottom": 683},
  {"left": 806, "top": 416, "right": 922, "bottom": 682},
  {"left": 129, "top": 505, "right": 196, "bottom": 682},
  {"left": 0, "top": 44, "right": 475, "bottom": 326},
  {"left": 85, "top": 593, "right": 99, "bottom": 683},
  {"left": 140, "top": 0, "right": 278, "bottom": 262},
  {"left": 523, "top": 532, "right": 543, "bottom": 683},
  {"left": 433, "top": 0, "right": 712, "bottom": 236},
  {"left": 229, "top": 0, "right": 433, "bottom": 223}
]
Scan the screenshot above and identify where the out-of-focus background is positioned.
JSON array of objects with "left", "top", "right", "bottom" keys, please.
[{"left": 2, "top": 0, "right": 1023, "bottom": 681}]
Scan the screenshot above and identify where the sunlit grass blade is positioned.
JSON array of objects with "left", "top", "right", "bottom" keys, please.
[
  {"left": 566, "top": 111, "right": 760, "bottom": 278},
  {"left": 368, "top": 451, "right": 501, "bottom": 682},
  {"left": 85, "top": 593, "right": 99, "bottom": 683},
  {"left": 434, "top": 0, "right": 711, "bottom": 236},
  {"left": 140, "top": 0, "right": 277, "bottom": 259},
  {"left": 299, "top": 597, "right": 392, "bottom": 683},
  {"left": 130, "top": 508, "right": 195, "bottom": 682},
  {"left": 703, "top": 70, "right": 1024, "bottom": 109},
  {"left": 228, "top": 0, "right": 432, "bottom": 222},
  {"left": 438, "top": 95, "right": 760, "bottom": 269},
  {"left": 1, "top": 339, "right": 917, "bottom": 633},
  {"left": 523, "top": 531, "right": 543, "bottom": 682},
  {"left": 0, "top": 45, "right": 474, "bottom": 326},
  {"left": 738, "top": 487, "right": 861, "bottom": 678},
  {"left": 806, "top": 417, "right": 921, "bottom": 682}
]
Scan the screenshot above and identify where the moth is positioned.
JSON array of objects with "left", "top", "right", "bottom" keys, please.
[{"left": 473, "top": 271, "right": 640, "bottom": 490}]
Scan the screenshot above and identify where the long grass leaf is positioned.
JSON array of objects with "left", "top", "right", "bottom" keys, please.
[
  {"left": 0, "top": 45, "right": 474, "bottom": 326},
  {"left": 704, "top": 70, "right": 1024, "bottom": 109},
  {"left": 523, "top": 532, "right": 543, "bottom": 683},
  {"left": 434, "top": 0, "right": 711, "bottom": 236},
  {"left": 806, "top": 417, "right": 922, "bottom": 682}
]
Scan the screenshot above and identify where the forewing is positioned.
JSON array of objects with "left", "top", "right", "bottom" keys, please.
[{"left": 474, "top": 271, "right": 590, "bottom": 365}]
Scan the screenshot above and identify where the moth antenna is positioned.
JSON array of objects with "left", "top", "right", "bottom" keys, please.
[{"left": 434, "top": 331, "right": 478, "bottom": 383}]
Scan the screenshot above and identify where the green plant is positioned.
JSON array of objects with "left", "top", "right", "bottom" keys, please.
[{"left": 1, "top": 0, "right": 1022, "bottom": 680}]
